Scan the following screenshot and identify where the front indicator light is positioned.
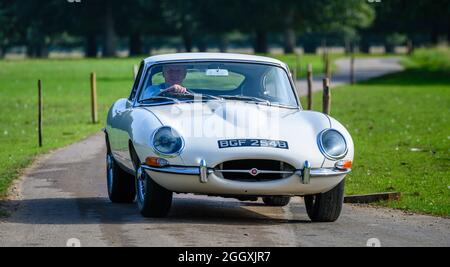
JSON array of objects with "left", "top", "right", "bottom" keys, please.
[
  {"left": 335, "top": 160, "right": 353, "bottom": 170},
  {"left": 145, "top": 157, "right": 169, "bottom": 167}
]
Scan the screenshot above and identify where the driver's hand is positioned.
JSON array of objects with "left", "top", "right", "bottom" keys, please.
[{"left": 165, "top": 84, "right": 188, "bottom": 94}]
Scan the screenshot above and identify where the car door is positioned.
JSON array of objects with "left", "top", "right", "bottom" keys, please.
[{"left": 110, "top": 62, "right": 145, "bottom": 170}]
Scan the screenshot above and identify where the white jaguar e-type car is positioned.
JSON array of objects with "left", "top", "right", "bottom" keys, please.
[{"left": 105, "top": 53, "right": 354, "bottom": 222}]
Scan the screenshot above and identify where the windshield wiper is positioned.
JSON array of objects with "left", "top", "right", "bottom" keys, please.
[
  {"left": 170, "top": 93, "right": 223, "bottom": 102},
  {"left": 192, "top": 94, "right": 223, "bottom": 101},
  {"left": 138, "top": 96, "right": 179, "bottom": 103},
  {"left": 218, "top": 95, "right": 271, "bottom": 106}
]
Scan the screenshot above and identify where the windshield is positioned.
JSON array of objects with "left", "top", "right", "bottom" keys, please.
[{"left": 137, "top": 62, "right": 299, "bottom": 108}]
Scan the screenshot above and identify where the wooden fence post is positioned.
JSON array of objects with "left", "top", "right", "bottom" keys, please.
[
  {"left": 350, "top": 55, "right": 355, "bottom": 85},
  {"left": 38, "top": 80, "right": 43, "bottom": 147},
  {"left": 323, "top": 78, "right": 331, "bottom": 115},
  {"left": 407, "top": 40, "right": 414, "bottom": 56},
  {"left": 307, "top": 63, "right": 313, "bottom": 110},
  {"left": 325, "top": 52, "right": 331, "bottom": 79},
  {"left": 90, "top": 72, "right": 98, "bottom": 124}
]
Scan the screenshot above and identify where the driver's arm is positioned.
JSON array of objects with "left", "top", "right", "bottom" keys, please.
[{"left": 163, "top": 84, "right": 188, "bottom": 94}]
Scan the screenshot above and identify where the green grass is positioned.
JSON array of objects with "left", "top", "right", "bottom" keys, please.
[
  {"left": 301, "top": 47, "right": 450, "bottom": 216},
  {"left": 0, "top": 58, "right": 138, "bottom": 197}
]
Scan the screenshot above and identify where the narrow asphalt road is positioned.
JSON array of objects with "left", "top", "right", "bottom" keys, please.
[
  {"left": 295, "top": 57, "right": 404, "bottom": 96},
  {"left": 1, "top": 58, "right": 449, "bottom": 247}
]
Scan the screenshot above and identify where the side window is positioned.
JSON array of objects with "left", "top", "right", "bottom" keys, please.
[
  {"left": 263, "top": 69, "right": 279, "bottom": 98},
  {"left": 129, "top": 62, "right": 144, "bottom": 101},
  {"left": 262, "top": 68, "right": 295, "bottom": 106}
]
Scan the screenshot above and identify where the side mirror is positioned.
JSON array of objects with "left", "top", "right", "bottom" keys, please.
[{"left": 126, "top": 100, "right": 133, "bottom": 109}]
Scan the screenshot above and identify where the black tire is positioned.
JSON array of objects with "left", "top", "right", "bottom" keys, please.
[
  {"left": 136, "top": 166, "right": 173, "bottom": 218},
  {"left": 106, "top": 153, "right": 136, "bottom": 203},
  {"left": 262, "top": 196, "right": 291, "bottom": 207},
  {"left": 304, "top": 180, "right": 345, "bottom": 222}
]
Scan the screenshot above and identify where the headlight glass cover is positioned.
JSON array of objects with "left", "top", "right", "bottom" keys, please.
[
  {"left": 318, "top": 129, "right": 348, "bottom": 160},
  {"left": 152, "top": 127, "right": 184, "bottom": 156}
]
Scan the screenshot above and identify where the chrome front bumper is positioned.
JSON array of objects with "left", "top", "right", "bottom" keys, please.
[{"left": 140, "top": 160, "right": 351, "bottom": 185}]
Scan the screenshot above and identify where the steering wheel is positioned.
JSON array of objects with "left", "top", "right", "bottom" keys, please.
[{"left": 157, "top": 88, "right": 195, "bottom": 98}]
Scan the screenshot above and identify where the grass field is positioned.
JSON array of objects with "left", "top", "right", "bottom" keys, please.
[
  {"left": 269, "top": 54, "right": 336, "bottom": 78},
  {"left": 0, "top": 49, "right": 449, "bottom": 217},
  {"left": 301, "top": 47, "right": 450, "bottom": 216},
  {"left": 0, "top": 58, "right": 137, "bottom": 197}
]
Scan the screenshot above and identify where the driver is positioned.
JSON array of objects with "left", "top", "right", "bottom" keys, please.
[{"left": 142, "top": 65, "right": 188, "bottom": 99}]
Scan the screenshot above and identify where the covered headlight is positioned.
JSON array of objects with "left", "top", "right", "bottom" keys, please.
[
  {"left": 151, "top": 126, "right": 184, "bottom": 157},
  {"left": 318, "top": 129, "right": 348, "bottom": 160}
]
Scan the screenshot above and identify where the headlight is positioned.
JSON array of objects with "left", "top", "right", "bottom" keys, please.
[
  {"left": 151, "top": 126, "right": 184, "bottom": 157},
  {"left": 318, "top": 129, "right": 348, "bottom": 160}
]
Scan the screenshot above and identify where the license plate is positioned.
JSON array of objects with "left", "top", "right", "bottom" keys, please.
[{"left": 218, "top": 139, "right": 289, "bottom": 150}]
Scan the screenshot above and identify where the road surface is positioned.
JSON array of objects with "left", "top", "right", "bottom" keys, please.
[
  {"left": 1, "top": 58, "right": 449, "bottom": 247},
  {"left": 295, "top": 57, "right": 404, "bottom": 96}
]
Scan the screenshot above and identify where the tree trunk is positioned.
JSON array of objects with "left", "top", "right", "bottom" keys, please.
[
  {"left": 36, "top": 44, "right": 49, "bottom": 58},
  {"left": 254, "top": 30, "right": 268, "bottom": 54},
  {"left": 284, "top": 28, "right": 296, "bottom": 54},
  {"left": 406, "top": 39, "right": 414, "bottom": 56},
  {"left": 197, "top": 42, "right": 207, "bottom": 52},
  {"left": 359, "top": 39, "right": 370, "bottom": 54},
  {"left": 86, "top": 34, "right": 98, "bottom": 58},
  {"left": 102, "top": 2, "right": 117, "bottom": 57},
  {"left": 283, "top": 9, "right": 296, "bottom": 54},
  {"left": 219, "top": 35, "right": 228, "bottom": 53},
  {"left": 182, "top": 33, "right": 193, "bottom": 53},
  {"left": 344, "top": 39, "right": 355, "bottom": 55},
  {"left": 27, "top": 41, "right": 48, "bottom": 58},
  {"left": 384, "top": 43, "right": 395, "bottom": 54},
  {"left": 303, "top": 42, "right": 318, "bottom": 54},
  {"left": 0, "top": 46, "right": 4, "bottom": 58},
  {"left": 129, "top": 33, "right": 143, "bottom": 56},
  {"left": 196, "top": 35, "right": 207, "bottom": 52},
  {"left": 26, "top": 44, "right": 35, "bottom": 58}
]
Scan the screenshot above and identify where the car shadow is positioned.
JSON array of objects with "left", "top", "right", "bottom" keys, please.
[{"left": 0, "top": 196, "right": 311, "bottom": 226}]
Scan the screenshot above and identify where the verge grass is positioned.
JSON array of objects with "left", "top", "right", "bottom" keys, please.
[
  {"left": 0, "top": 58, "right": 137, "bottom": 197},
  {"left": 301, "top": 47, "right": 450, "bottom": 216}
]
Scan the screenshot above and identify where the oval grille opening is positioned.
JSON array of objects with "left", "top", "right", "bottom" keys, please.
[{"left": 215, "top": 160, "right": 295, "bottom": 182}]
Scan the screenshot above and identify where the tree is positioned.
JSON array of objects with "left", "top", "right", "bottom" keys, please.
[
  {"left": 273, "top": 0, "right": 319, "bottom": 54},
  {"left": 159, "top": 0, "right": 200, "bottom": 52},
  {"left": 236, "top": 0, "right": 374, "bottom": 54},
  {"left": 363, "top": 0, "right": 450, "bottom": 51},
  {"left": 232, "top": 0, "right": 278, "bottom": 54},
  {"left": 7, "top": 0, "right": 68, "bottom": 58},
  {"left": 310, "top": 0, "right": 375, "bottom": 53},
  {"left": 115, "top": 0, "right": 164, "bottom": 56},
  {"left": 0, "top": 0, "right": 16, "bottom": 57},
  {"left": 66, "top": 0, "right": 126, "bottom": 57}
]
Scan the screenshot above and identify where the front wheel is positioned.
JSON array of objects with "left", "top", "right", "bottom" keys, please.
[
  {"left": 136, "top": 166, "right": 173, "bottom": 218},
  {"left": 106, "top": 153, "right": 136, "bottom": 203},
  {"left": 304, "top": 180, "right": 345, "bottom": 222}
]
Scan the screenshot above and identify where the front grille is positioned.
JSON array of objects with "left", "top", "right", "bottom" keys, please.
[{"left": 215, "top": 160, "right": 295, "bottom": 182}]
